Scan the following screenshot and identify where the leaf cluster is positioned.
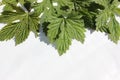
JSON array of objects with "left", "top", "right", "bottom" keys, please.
[{"left": 0, "top": 0, "right": 120, "bottom": 55}]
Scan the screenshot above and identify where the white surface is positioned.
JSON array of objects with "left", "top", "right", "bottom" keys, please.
[{"left": 0, "top": 30, "right": 120, "bottom": 80}]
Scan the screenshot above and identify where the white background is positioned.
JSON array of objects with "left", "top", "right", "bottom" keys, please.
[{"left": 0, "top": 0, "right": 120, "bottom": 80}]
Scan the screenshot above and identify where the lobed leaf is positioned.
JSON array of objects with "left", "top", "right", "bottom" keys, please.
[{"left": 47, "top": 13, "right": 85, "bottom": 55}]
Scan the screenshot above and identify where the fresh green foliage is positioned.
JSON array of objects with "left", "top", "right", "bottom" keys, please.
[
  {"left": 0, "top": 0, "right": 39, "bottom": 45},
  {"left": 47, "top": 12, "right": 85, "bottom": 55},
  {"left": 0, "top": 0, "right": 120, "bottom": 55}
]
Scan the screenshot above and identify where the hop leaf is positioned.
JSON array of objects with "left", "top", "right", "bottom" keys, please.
[
  {"left": 0, "top": 1, "right": 40, "bottom": 45},
  {"left": 108, "top": 16, "right": 120, "bottom": 43},
  {"left": 96, "top": 0, "right": 120, "bottom": 42},
  {"left": 47, "top": 13, "right": 85, "bottom": 55}
]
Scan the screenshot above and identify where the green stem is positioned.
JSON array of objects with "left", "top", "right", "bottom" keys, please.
[{"left": 18, "top": 3, "right": 28, "bottom": 13}]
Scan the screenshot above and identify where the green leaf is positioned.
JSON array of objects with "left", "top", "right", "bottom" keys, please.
[
  {"left": 2, "top": 0, "right": 17, "bottom": 4},
  {"left": 14, "top": 22, "right": 30, "bottom": 45},
  {"left": 0, "top": 2, "right": 40, "bottom": 45},
  {"left": 66, "top": 18, "right": 85, "bottom": 43},
  {"left": 95, "top": 0, "right": 120, "bottom": 34},
  {"left": 96, "top": 9, "right": 110, "bottom": 32},
  {"left": 47, "top": 17, "right": 62, "bottom": 43},
  {"left": 0, "top": 23, "right": 17, "bottom": 41},
  {"left": 108, "top": 16, "right": 120, "bottom": 43},
  {"left": 92, "top": 0, "right": 110, "bottom": 7},
  {"left": 53, "top": 0, "right": 74, "bottom": 10},
  {"left": 56, "top": 28, "right": 72, "bottom": 55},
  {"left": 0, "top": 11, "right": 24, "bottom": 23},
  {"left": 28, "top": 13, "right": 40, "bottom": 36},
  {"left": 47, "top": 13, "right": 85, "bottom": 55}
]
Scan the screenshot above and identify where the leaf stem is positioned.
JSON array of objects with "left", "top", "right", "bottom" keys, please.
[{"left": 17, "top": 3, "right": 28, "bottom": 13}]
